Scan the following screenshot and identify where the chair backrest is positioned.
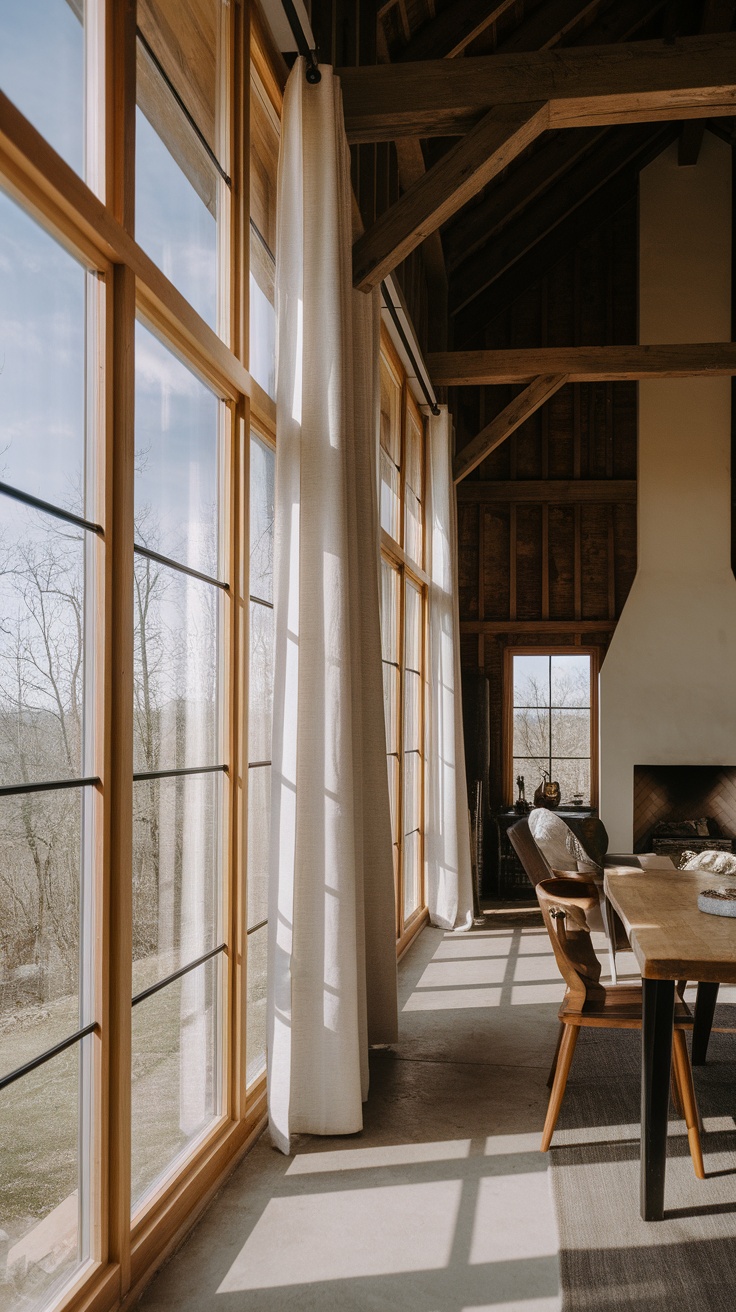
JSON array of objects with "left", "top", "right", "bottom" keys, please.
[
  {"left": 536, "top": 877, "right": 605, "bottom": 1011},
  {"left": 508, "top": 817, "right": 553, "bottom": 888}
]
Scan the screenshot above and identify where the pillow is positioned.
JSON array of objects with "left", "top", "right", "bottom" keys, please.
[
  {"left": 565, "top": 816, "right": 609, "bottom": 873},
  {"left": 529, "top": 808, "right": 593, "bottom": 875},
  {"left": 679, "top": 848, "right": 736, "bottom": 876}
]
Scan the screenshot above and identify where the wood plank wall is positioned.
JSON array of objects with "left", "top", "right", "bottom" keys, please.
[
  {"left": 310, "top": 0, "right": 432, "bottom": 351},
  {"left": 452, "top": 196, "right": 639, "bottom": 813}
]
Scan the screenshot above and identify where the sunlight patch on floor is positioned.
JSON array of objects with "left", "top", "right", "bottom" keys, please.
[
  {"left": 469, "top": 1174, "right": 559, "bottom": 1265},
  {"left": 217, "top": 1181, "right": 463, "bottom": 1290},
  {"left": 286, "top": 1139, "right": 472, "bottom": 1174}
]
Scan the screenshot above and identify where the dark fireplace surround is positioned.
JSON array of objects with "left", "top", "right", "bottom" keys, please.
[{"left": 633, "top": 765, "right": 736, "bottom": 854}]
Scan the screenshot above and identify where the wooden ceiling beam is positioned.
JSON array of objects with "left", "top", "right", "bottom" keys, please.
[
  {"left": 397, "top": 0, "right": 517, "bottom": 62},
  {"left": 450, "top": 123, "right": 660, "bottom": 311},
  {"left": 353, "top": 102, "right": 549, "bottom": 292},
  {"left": 461, "top": 619, "right": 618, "bottom": 633},
  {"left": 340, "top": 34, "right": 736, "bottom": 142},
  {"left": 457, "top": 478, "right": 637, "bottom": 502},
  {"left": 433, "top": 342, "right": 736, "bottom": 387},
  {"left": 679, "top": 0, "right": 736, "bottom": 165},
  {"left": 453, "top": 374, "right": 568, "bottom": 482}
]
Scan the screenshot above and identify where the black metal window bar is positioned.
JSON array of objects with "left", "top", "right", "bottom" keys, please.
[{"left": 136, "top": 28, "right": 232, "bottom": 187}]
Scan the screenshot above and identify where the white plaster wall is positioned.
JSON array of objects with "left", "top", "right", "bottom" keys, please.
[{"left": 599, "top": 134, "right": 736, "bottom": 850}]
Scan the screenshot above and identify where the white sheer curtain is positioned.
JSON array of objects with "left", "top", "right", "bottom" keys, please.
[
  {"left": 267, "top": 60, "right": 398, "bottom": 1155},
  {"left": 426, "top": 407, "right": 474, "bottom": 931}
]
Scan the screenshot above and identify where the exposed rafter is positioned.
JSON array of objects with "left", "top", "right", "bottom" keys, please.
[
  {"left": 432, "top": 342, "right": 736, "bottom": 387},
  {"left": 453, "top": 374, "right": 568, "bottom": 482},
  {"left": 449, "top": 123, "right": 663, "bottom": 313},
  {"left": 353, "top": 102, "right": 548, "bottom": 292},
  {"left": 398, "top": 0, "right": 518, "bottom": 61},
  {"left": 679, "top": 0, "right": 736, "bottom": 165},
  {"left": 340, "top": 34, "right": 736, "bottom": 142}
]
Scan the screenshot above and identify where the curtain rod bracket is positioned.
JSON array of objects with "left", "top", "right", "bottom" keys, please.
[
  {"left": 305, "top": 55, "right": 321, "bottom": 84},
  {"left": 281, "top": 0, "right": 321, "bottom": 82}
]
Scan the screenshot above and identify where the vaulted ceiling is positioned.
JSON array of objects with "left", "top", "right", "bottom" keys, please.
[{"left": 340, "top": 0, "right": 736, "bottom": 353}]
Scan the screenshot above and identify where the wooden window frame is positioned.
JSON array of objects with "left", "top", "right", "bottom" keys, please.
[
  {"left": 379, "top": 327, "right": 430, "bottom": 956},
  {"left": 0, "top": 4, "right": 287, "bottom": 1311},
  {"left": 503, "top": 645, "right": 600, "bottom": 811}
]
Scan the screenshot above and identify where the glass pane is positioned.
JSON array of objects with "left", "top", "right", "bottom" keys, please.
[
  {"left": 250, "top": 76, "right": 279, "bottom": 400},
  {"left": 387, "top": 755, "right": 400, "bottom": 849},
  {"left": 0, "top": 1043, "right": 86, "bottom": 1308},
  {"left": 136, "top": 48, "right": 220, "bottom": 331},
  {"left": 551, "top": 709, "right": 591, "bottom": 759},
  {"left": 0, "top": 788, "right": 87, "bottom": 1081},
  {"left": 513, "top": 759, "right": 549, "bottom": 798},
  {"left": 247, "top": 766, "right": 270, "bottom": 930},
  {"left": 403, "top": 749, "right": 422, "bottom": 835},
  {"left": 135, "top": 323, "right": 222, "bottom": 580},
  {"left": 133, "top": 555, "right": 221, "bottom": 774},
  {"left": 403, "top": 672, "right": 421, "bottom": 754},
  {"left": 249, "top": 601, "right": 274, "bottom": 763},
  {"left": 383, "top": 664, "right": 399, "bottom": 756},
  {"left": 379, "top": 355, "right": 401, "bottom": 539},
  {"left": 552, "top": 759, "right": 591, "bottom": 806},
  {"left": 402, "top": 829, "right": 421, "bottom": 923},
  {"left": 132, "top": 772, "right": 221, "bottom": 996},
  {"left": 131, "top": 955, "right": 220, "bottom": 1209},
  {"left": 513, "top": 707, "right": 549, "bottom": 762},
  {"left": 380, "top": 560, "right": 399, "bottom": 663},
  {"left": 0, "top": 1, "right": 84, "bottom": 176},
  {"left": 404, "top": 581, "right": 422, "bottom": 673},
  {"left": 0, "top": 190, "right": 87, "bottom": 514},
  {"left": 249, "top": 435, "right": 275, "bottom": 604},
  {"left": 551, "top": 654, "right": 591, "bottom": 707},
  {"left": 0, "top": 498, "right": 87, "bottom": 786},
  {"left": 138, "top": 0, "right": 223, "bottom": 160},
  {"left": 513, "top": 654, "right": 550, "bottom": 708},
  {"left": 246, "top": 924, "right": 268, "bottom": 1087},
  {"left": 404, "top": 409, "right": 423, "bottom": 566}
]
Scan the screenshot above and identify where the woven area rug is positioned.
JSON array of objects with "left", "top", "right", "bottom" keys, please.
[{"left": 549, "top": 1004, "right": 736, "bottom": 1312}]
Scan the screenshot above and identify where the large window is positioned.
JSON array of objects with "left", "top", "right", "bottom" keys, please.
[
  {"left": 0, "top": 9, "right": 280, "bottom": 1312},
  {"left": 378, "top": 334, "right": 428, "bottom": 947},
  {"left": 0, "top": 188, "right": 101, "bottom": 1310},
  {"left": 510, "top": 652, "right": 596, "bottom": 806}
]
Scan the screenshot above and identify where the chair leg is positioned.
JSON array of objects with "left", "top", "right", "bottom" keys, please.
[
  {"left": 599, "top": 892, "right": 618, "bottom": 983},
  {"left": 672, "top": 1029, "right": 705, "bottom": 1180},
  {"left": 670, "top": 1064, "right": 683, "bottom": 1118},
  {"left": 541, "top": 1024, "right": 579, "bottom": 1152},
  {"left": 547, "top": 1023, "right": 564, "bottom": 1090}
]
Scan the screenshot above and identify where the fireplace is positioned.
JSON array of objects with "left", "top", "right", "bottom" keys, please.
[{"left": 633, "top": 765, "right": 736, "bottom": 857}]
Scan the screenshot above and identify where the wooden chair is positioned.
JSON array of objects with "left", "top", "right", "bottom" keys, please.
[{"left": 536, "top": 877, "right": 705, "bottom": 1179}]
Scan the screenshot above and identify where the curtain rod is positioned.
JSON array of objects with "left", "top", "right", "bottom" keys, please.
[
  {"left": 280, "top": 0, "right": 321, "bottom": 83},
  {"left": 381, "top": 282, "right": 441, "bottom": 416}
]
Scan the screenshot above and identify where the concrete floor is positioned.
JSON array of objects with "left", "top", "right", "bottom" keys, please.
[{"left": 137, "top": 911, "right": 620, "bottom": 1312}]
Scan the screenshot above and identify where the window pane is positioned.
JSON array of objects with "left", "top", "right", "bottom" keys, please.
[
  {"left": 249, "top": 602, "right": 274, "bottom": 762},
  {"left": 247, "top": 766, "right": 270, "bottom": 930},
  {"left": 380, "top": 560, "right": 399, "bottom": 663},
  {"left": 513, "top": 655, "right": 550, "bottom": 708},
  {"left": 0, "top": 190, "right": 87, "bottom": 514},
  {"left": 250, "top": 76, "right": 279, "bottom": 399},
  {"left": 404, "top": 581, "right": 422, "bottom": 672},
  {"left": 550, "top": 709, "right": 590, "bottom": 759},
  {"left": 131, "top": 956, "right": 220, "bottom": 1209},
  {"left": 383, "top": 665, "right": 400, "bottom": 756},
  {"left": 0, "top": 1044, "right": 86, "bottom": 1309},
  {"left": 138, "top": 0, "right": 223, "bottom": 160},
  {"left": 402, "top": 831, "right": 421, "bottom": 923},
  {"left": 135, "top": 7, "right": 223, "bottom": 335},
  {"left": 0, "top": 499, "right": 87, "bottom": 786},
  {"left": 132, "top": 772, "right": 221, "bottom": 996},
  {"left": 513, "top": 707, "right": 549, "bottom": 762},
  {"left": 249, "top": 435, "right": 275, "bottom": 604},
  {"left": 0, "top": 787, "right": 89, "bottom": 1081},
  {"left": 513, "top": 759, "right": 548, "bottom": 796},
  {"left": 133, "top": 556, "right": 221, "bottom": 774},
  {"left": 135, "top": 323, "right": 222, "bottom": 580},
  {"left": 0, "top": 1, "right": 84, "bottom": 176},
  {"left": 403, "top": 672, "right": 421, "bottom": 754},
  {"left": 552, "top": 759, "right": 591, "bottom": 805},
  {"left": 379, "top": 355, "right": 401, "bottom": 539},
  {"left": 246, "top": 925, "right": 267, "bottom": 1087},
  {"left": 404, "top": 408, "right": 424, "bottom": 566},
  {"left": 551, "top": 654, "right": 590, "bottom": 708}
]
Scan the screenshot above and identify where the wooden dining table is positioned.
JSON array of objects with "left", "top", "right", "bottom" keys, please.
[{"left": 604, "top": 868, "right": 736, "bottom": 1221}]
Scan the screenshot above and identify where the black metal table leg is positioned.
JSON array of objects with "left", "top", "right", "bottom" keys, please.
[
  {"left": 641, "top": 977, "right": 675, "bottom": 1221},
  {"left": 692, "top": 981, "right": 719, "bottom": 1065}
]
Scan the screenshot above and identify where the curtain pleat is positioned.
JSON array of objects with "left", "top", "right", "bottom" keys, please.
[
  {"left": 267, "top": 60, "right": 398, "bottom": 1156},
  {"left": 426, "top": 408, "right": 474, "bottom": 931}
]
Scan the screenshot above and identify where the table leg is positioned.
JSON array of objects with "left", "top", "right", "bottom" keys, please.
[
  {"left": 692, "top": 981, "right": 719, "bottom": 1066},
  {"left": 641, "top": 978, "right": 675, "bottom": 1221}
]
